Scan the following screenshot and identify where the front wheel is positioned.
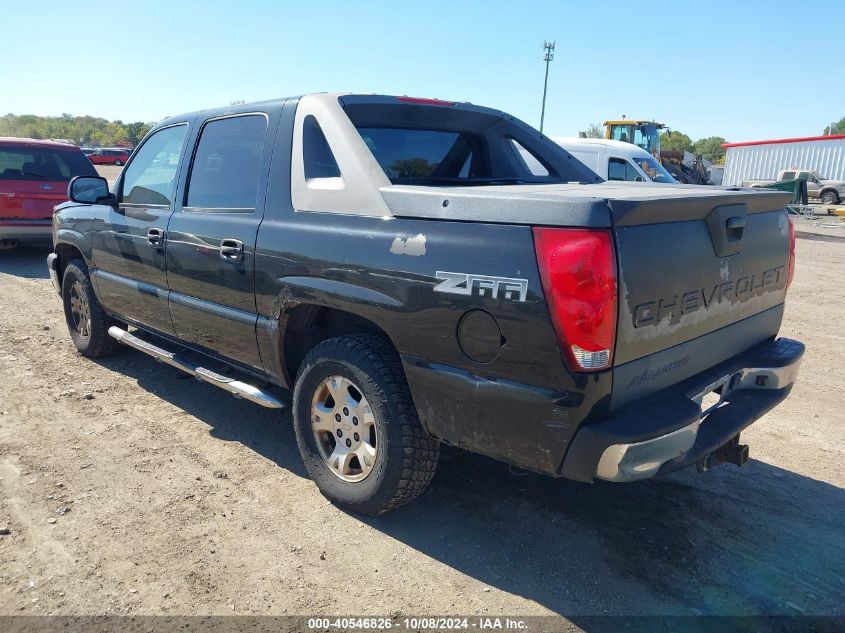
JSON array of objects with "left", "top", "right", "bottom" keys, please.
[
  {"left": 292, "top": 334, "right": 439, "bottom": 515},
  {"left": 61, "top": 260, "right": 122, "bottom": 357},
  {"left": 114, "top": 159, "right": 123, "bottom": 166},
  {"left": 820, "top": 190, "right": 839, "bottom": 206}
]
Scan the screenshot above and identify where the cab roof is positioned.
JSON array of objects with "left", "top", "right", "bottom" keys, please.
[{"left": 153, "top": 93, "right": 503, "bottom": 129}]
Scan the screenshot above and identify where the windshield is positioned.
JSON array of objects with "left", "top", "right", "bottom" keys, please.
[
  {"left": 633, "top": 124, "right": 661, "bottom": 156},
  {"left": 344, "top": 101, "right": 598, "bottom": 186},
  {"left": 0, "top": 145, "right": 97, "bottom": 181},
  {"left": 609, "top": 123, "right": 661, "bottom": 156},
  {"left": 632, "top": 156, "right": 676, "bottom": 183}
]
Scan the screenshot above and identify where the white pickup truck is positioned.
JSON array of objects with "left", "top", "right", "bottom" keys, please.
[{"left": 743, "top": 169, "right": 844, "bottom": 205}]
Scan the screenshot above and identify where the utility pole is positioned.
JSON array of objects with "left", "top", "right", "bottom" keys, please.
[{"left": 539, "top": 40, "right": 555, "bottom": 134}]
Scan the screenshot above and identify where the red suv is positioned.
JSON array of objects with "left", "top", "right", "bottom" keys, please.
[
  {"left": 0, "top": 138, "right": 98, "bottom": 246},
  {"left": 88, "top": 148, "right": 131, "bottom": 165}
]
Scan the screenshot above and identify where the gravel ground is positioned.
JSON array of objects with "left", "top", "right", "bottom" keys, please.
[{"left": 0, "top": 230, "right": 843, "bottom": 623}]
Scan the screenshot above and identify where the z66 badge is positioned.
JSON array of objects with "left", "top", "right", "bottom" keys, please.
[{"left": 433, "top": 271, "right": 528, "bottom": 302}]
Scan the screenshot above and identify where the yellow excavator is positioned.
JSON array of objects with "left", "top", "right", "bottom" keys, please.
[{"left": 602, "top": 118, "right": 711, "bottom": 184}]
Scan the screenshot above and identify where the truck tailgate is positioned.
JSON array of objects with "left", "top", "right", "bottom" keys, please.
[{"left": 609, "top": 187, "right": 793, "bottom": 408}]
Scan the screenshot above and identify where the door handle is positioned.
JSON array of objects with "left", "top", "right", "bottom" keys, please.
[
  {"left": 219, "top": 238, "right": 244, "bottom": 262},
  {"left": 147, "top": 227, "right": 166, "bottom": 246}
]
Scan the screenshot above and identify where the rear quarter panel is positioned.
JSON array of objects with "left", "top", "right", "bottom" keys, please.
[{"left": 254, "top": 211, "right": 612, "bottom": 472}]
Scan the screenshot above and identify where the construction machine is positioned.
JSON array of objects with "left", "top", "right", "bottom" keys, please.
[{"left": 603, "top": 118, "right": 712, "bottom": 185}]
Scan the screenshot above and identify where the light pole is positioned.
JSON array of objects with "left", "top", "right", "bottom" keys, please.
[{"left": 540, "top": 40, "right": 555, "bottom": 134}]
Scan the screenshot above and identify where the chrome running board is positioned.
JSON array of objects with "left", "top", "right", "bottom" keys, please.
[{"left": 107, "top": 326, "right": 284, "bottom": 409}]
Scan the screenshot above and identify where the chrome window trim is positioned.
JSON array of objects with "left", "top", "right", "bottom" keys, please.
[{"left": 181, "top": 206, "right": 255, "bottom": 214}]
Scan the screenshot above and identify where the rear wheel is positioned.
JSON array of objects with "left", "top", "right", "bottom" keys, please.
[
  {"left": 114, "top": 159, "right": 123, "bottom": 166},
  {"left": 61, "top": 260, "right": 122, "bottom": 357},
  {"left": 292, "top": 334, "right": 439, "bottom": 515},
  {"left": 820, "top": 190, "right": 838, "bottom": 206}
]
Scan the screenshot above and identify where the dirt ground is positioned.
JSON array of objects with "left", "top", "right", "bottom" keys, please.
[{"left": 0, "top": 221, "right": 843, "bottom": 623}]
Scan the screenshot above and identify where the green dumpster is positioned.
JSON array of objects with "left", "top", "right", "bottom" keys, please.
[{"left": 758, "top": 179, "right": 808, "bottom": 205}]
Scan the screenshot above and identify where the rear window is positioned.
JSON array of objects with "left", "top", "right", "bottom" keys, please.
[
  {"left": 357, "top": 128, "right": 485, "bottom": 181},
  {"left": 343, "top": 100, "right": 596, "bottom": 186},
  {"left": 0, "top": 145, "right": 96, "bottom": 181}
]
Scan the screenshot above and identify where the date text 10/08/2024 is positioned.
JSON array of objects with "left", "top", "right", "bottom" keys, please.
[{"left": 307, "top": 617, "right": 529, "bottom": 630}]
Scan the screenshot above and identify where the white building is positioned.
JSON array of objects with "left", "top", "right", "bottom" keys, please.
[{"left": 722, "top": 134, "right": 845, "bottom": 186}]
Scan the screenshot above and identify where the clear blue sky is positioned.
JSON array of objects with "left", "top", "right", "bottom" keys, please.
[{"left": 3, "top": 0, "right": 843, "bottom": 142}]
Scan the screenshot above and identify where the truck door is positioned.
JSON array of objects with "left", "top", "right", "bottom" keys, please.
[
  {"left": 91, "top": 122, "right": 190, "bottom": 334},
  {"left": 165, "top": 112, "right": 276, "bottom": 370},
  {"left": 801, "top": 172, "right": 821, "bottom": 197}
]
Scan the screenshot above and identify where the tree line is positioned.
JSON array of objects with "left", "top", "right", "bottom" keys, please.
[
  {"left": 0, "top": 113, "right": 154, "bottom": 147},
  {"left": 659, "top": 132, "right": 727, "bottom": 164},
  {"left": 823, "top": 117, "right": 845, "bottom": 135}
]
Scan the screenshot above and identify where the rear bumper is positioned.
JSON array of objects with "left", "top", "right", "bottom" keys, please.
[
  {"left": 0, "top": 219, "right": 52, "bottom": 241},
  {"left": 560, "top": 337, "right": 804, "bottom": 482}
]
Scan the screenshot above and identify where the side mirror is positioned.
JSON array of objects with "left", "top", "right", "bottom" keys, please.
[{"left": 68, "top": 176, "right": 114, "bottom": 205}]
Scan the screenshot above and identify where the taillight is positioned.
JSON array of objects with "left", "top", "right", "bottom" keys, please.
[
  {"left": 532, "top": 228, "right": 618, "bottom": 372},
  {"left": 786, "top": 215, "right": 796, "bottom": 289}
]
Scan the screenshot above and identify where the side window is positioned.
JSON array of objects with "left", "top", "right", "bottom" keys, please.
[
  {"left": 121, "top": 124, "right": 188, "bottom": 206},
  {"left": 303, "top": 115, "right": 341, "bottom": 180},
  {"left": 186, "top": 114, "right": 267, "bottom": 210},
  {"left": 782, "top": 171, "right": 796, "bottom": 180},
  {"left": 509, "top": 139, "right": 550, "bottom": 177},
  {"left": 608, "top": 158, "right": 625, "bottom": 180},
  {"left": 608, "top": 157, "right": 639, "bottom": 181}
]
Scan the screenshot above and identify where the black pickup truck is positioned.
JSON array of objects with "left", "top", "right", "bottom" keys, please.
[{"left": 47, "top": 94, "right": 804, "bottom": 515}]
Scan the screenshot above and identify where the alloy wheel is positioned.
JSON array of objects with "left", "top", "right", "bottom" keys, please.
[
  {"left": 310, "top": 375, "right": 377, "bottom": 482},
  {"left": 69, "top": 280, "right": 91, "bottom": 339}
]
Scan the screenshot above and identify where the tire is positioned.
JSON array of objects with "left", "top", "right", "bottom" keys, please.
[
  {"left": 61, "top": 260, "right": 122, "bottom": 357},
  {"left": 819, "top": 190, "right": 838, "bottom": 206},
  {"left": 114, "top": 159, "right": 123, "bottom": 166},
  {"left": 292, "top": 334, "right": 439, "bottom": 515}
]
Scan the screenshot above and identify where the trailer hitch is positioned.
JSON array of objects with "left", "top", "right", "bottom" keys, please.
[{"left": 697, "top": 435, "right": 749, "bottom": 472}]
